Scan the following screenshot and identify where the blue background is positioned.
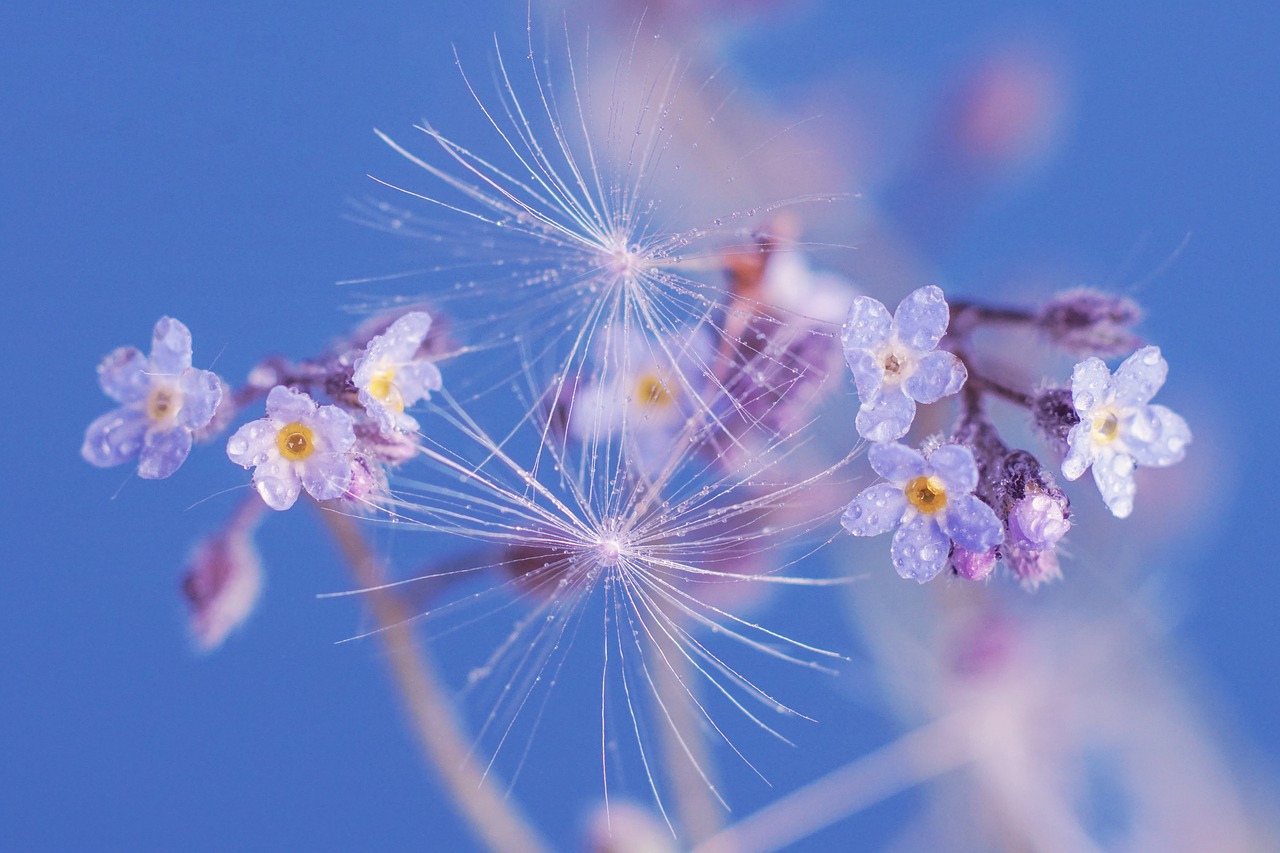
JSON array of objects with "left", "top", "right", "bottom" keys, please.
[{"left": 4, "top": 1, "right": 1277, "bottom": 849}]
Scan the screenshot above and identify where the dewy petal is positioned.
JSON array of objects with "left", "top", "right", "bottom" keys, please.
[
  {"left": 1091, "top": 449, "right": 1137, "bottom": 518},
  {"left": 846, "top": 349, "right": 886, "bottom": 400},
  {"left": 1126, "top": 404, "right": 1191, "bottom": 468},
  {"left": 397, "top": 359, "right": 443, "bottom": 405},
  {"left": 903, "top": 350, "right": 966, "bottom": 403},
  {"left": 264, "top": 385, "right": 318, "bottom": 424},
  {"left": 177, "top": 368, "right": 223, "bottom": 431},
  {"left": 841, "top": 483, "right": 908, "bottom": 537},
  {"left": 1070, "top": 357, "right": 1113, "bottom": 416},
  {"left": 138, "top": 425, "right": 194, "bottom": 480},
  {"left": 892, "top": 285, "right": 950, "bottom": 352},
  {"left": 868, "top": 441, "right": 928, "bottom": 484},
  {"left": 300, "top": 452, "right": 354, "bottom": 502},
  {"left": 939, "top": 494, "right": 1004, "bottom": 552},
  {"left": 309, "top": 404, "right": 356, "bottom": 453},
  {"left": 1061, "top": 422, "right": 1094, "bottom": 481},
  {"left": 383, "top": 311, "right": 433, "bottom": 359},
  {"left": 82, "top": 407, "right": 148, "bottom": 467},
  {"left": 891, "top": 516, "right": 950, "bottom": 583},
  {"left": 97, "top": 346, "right": 150, "bottom": 404},
  {"left": 358, "top": 387, "right": 402, "bottom": 435},
  {"left": 149, "top": 316, "right": 194, "bottom": 376},
  {"left": 929, "top": 444, "right": 979, "bottom": 495},
  {"left": 226, "top": 419, "right": 278, "bottom": 468},
  {"left": 1113, "top": 346, "right": 1167, "bottom": 405},
  {"left": 842, "top": 295, "right": 893, "bottom": 351},
  {"left": 252, "top": 456, "right": 303, "bottom": 511},
  {"left": 856, "top": 391, "right": 916, "bottom": 442}
]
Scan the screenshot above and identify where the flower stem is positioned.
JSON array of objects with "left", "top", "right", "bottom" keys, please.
[{"left": 316, "top": 505, "right": 552, "bottom": 853}]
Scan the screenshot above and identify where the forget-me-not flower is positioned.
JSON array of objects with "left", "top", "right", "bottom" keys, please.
[
  {"left": 842, "top": 285, "right": 967, "bottom": 441},
  {"left": 353, "top": 311, "right": 443, "bottom": 434},
  {"left": 82, "top": 316, "right": 223, "bottom": 479},
  {"left": 842, "top": 441, "right": 1003, "bottom": 582},
  {"left": 1061, "top": 346, "right": 1190, "bottom": 518},
  {"left": 226, "top": 386, "right": 356, "bottom": 510}
]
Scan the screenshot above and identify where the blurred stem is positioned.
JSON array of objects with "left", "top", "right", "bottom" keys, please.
[
  {"left": 691, "top": 716, "right": 968, "bottom": 853},
  {"left": 317, "top": 506, "right": 552, "bottom": 853}
]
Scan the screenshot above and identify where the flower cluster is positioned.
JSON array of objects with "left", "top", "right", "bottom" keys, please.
[{"left": 841, "top": 286, "right": 1190, "bottom": 585}]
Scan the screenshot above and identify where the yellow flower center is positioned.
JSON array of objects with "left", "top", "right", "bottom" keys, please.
[
  {"left": 277, "top": 422, "right": 316, "bottom": 461},
  {"left": 635, "top": 372, "right": 673, "bottom": 409},
  {"left": 905, "top": 476, "right": 948, "bottom": 514},
  {"left": 146, "top": 387, "right": 182, "bottom": 422},
  {"left": 1091, "top": 411, "right": 1120, "bottom": 444},
  {"left": 367, "top": 368, "right": 404, "bottom": 412}
]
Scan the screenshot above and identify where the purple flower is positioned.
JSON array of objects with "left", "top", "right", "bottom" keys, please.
[
  {"left": 842, "top": 285, "right": 967, "bottom": 441},
  {"left": 842, "top": 441, "right": 1003, "bottom": 583},
  {"left": 1061, "top": 346, "right": 1190, "bottom": 518},
  {"left": 181, "top": 497, "right": 265, "bottom": 651},
  {"left": 226, "top": 386, "right": 356, "bottom": 511},
  {"left": 81, "top": 317, "right": 223, "bottom": 480},
  {"left": 353, "top": 311, "right": 443, "bottom": 434}
]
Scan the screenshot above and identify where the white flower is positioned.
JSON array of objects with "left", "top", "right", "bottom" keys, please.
[
  {"left": 1061, "top": 346, "right": 1190, "bottom": 518},
  {"left": 353, "top": 311, "right": 442, "bottom": 434}
]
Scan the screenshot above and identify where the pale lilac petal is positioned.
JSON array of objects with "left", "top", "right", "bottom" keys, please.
[
  {"left": 903, "top": 350, "right": 966, "bottom": 403},
  {"left": 892, "top": 285, "right": 950, "bottom": 351},
  {"left": 1113, "top": 346, "right": 1167, "bottom": 405},
  {"left": 1127, "top": 404, "right": 1191, "bottom": 468},
  {"left": 842, "top": 295, "right": 892, "bottom": 351},
  {"left": 846, "top": 349, "right": 886, "bottom": 400},
  {"left": 82, "top": 408, "right": 148, "bottom": 467},
  {"left": 138, "top": 426, "right": 194, "bottom": 480},
  {"left": 939, "top": 494, "right": 1004, "bottom": 552},
  {"left": 856, "top": 391, "right": 916, "bottom": 442},
  {"left": 226, "top": 419, "right": 278, "bottom": 468},
  {"left": 1091, "top": 449, "right": 1137, "bottom": 518},
  {"left": 252, "top": 456, "right": 302, "bottom": 511},
  {"left": 310, "top": 405, "right": 357, "bottom": 453},
  {"left": 264, "top": 385, "right": 317, "bottom": 424},
  {"left": 1060, "top": 422, "right": 1094, "bottom": 481},
  {"left": 841, "top": 483, "right": 908, "bottom": 537},
  {"left": 182, "top": 511, "right": 264, "bottom": 652},
  {"left": 868, "top": 441, "right": 927, "bottom": 483},
  {"left": 300, "top": 452, "right": 353, "bottom": 502},
  {"left": 97, "top": 346, "right": 150, "bottom": 404},
  {"left": 398, "top": 360, "right": 443, "bottom": 404},
  {"left": 177, "top": 368, "right": 223, "bottom": 431},
  {"left": 891, "top": 516, "right": 950, "bottom": 583},
  {"left": 952, "top": 546, "right": 997, "bottom": 581},
  {"left": 382, "top": 311, "right": 434, "bottom": 360},
  {"left": 1070, "top": 357, "right": 1112, "bottom": 415},
  {"left": 149, "top": 316, "right": 194, "bottom": 376},
  {"left": 929, "top": 444, "right": 979, "bottom": 494}
]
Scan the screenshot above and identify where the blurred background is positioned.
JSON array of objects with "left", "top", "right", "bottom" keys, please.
[{"left": 3, "top": 1, "right": 1278, "bottom": 849}]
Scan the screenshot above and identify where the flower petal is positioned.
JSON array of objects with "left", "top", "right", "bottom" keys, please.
[
  {"left": 841, "top": 483, "right": 908, "bottom": 537},
  {"left": 939, "top": 494, "right": 1004, "bottom": 552},
  {"left": 97, "top": 346, "right": 150, "bottom": 404},
  {"left": 252, "top": 456, "right": 302, "bottom": 511},
  {"left": 1113, "top": 346, "right": 1167, "bottom": 405},
  {"left": 226, "top": 419, "right": 278, "bottom": 468},
  {"left": 868, "top": 441, "right": 927, "bottom": 483},
  {"left": 891, "top": 516, "right": 950, "bottom": 583},
  {"left": 928, "top": 444, "right": 980, "bottom": 495},
  {"left": 382, "top": 311, "right": 434, "bottom": 359},
  {"left": 903, "top": 350, "right": 966, "bottom": 403},
  {"left": 1126, "top": 404, "right": 1190, "bottom": 468},
  {"left": 842, "top": 295, "right": 893, "bottom": 351},
  {"left": 264, "top": 385, "right": 318, "bottom": 424},
  {"left": 1091, "top": 449, "right": 1137, "bottom": 518},
  {"left": 177, "top": 368, "right": 223, "bottom": 431},
  {"left": 138, "top": 425, "right": 194, "bottom": 480},
  {"left": 300, "top": 452, "right": 353, "bottom": 502},
  {"left": 845, "top": 349, "right": 886, "bottom": 400},
  {"left": 309, "top": 404, "right": 356, "bottom": 453},
  {"left": 892, "top": 285, "right": 950, "bottom": 352},
  {"left": 1070, "top": 357, "right": 1112, "bottom": 415},
  {"left": 855, "top": 391, "right": 916, "bottom": 442},
  {"left": 82, "top": 407, "right": 147, "bottom": 467},
  {"left": 398, "top": 360, "right": 444, "bottom": 406},
  {"left": 149, "top": 316, "right": 194, "bottom": 376},
  {"left": 1061, "top": 422, "right": 1094, "bottom": 481}
]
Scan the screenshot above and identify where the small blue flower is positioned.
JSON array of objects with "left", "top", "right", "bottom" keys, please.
[
  {"left": 1061, "top": 346, "right": 1191, "bottom": 518},
  {"left": 842, "top": 285, "right": 967, "bottom": 441},
  {"left": 842, "top": 441, "right": 1003, "bottom": 583},
  {"left": 226, "top": 386, "right": 356, "bottom": 510},
  {"left": 82, "top": 317, "right": 223, "bottom": 479},
  {"left": 353, "top": 311, "right": 442, "bottom": 434}
]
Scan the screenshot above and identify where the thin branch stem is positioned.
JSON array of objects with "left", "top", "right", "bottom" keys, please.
[
  {"left": 691, "top": 716, "right": 969, "bottom": 853},
  {"left": 316, "top": 505, "right": 552, "bottom": 853}
]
